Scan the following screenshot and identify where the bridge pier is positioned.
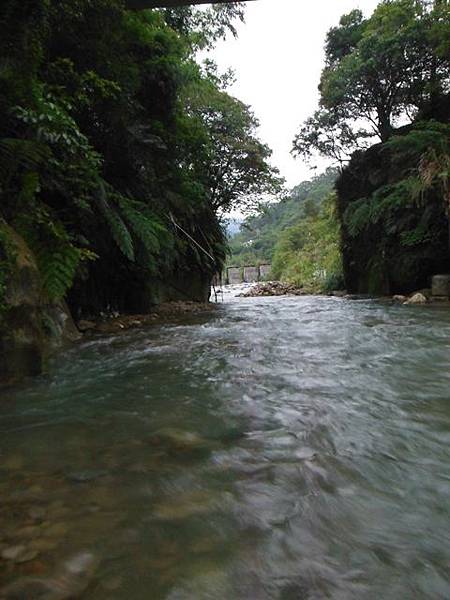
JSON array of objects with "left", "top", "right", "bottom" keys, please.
[{"left": 226, "top": 264, "right": 271, "bottom": 284}]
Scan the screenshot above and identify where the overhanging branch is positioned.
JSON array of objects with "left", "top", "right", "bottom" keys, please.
[{"left": 127, "top": 0, "right": 254, "bottom": 9}]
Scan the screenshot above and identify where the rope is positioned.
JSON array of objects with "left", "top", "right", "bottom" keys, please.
[{"left": 168, "top": 212, "right": 216, "bottom": 263}]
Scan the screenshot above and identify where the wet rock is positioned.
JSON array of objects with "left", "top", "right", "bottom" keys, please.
[
  {"left": 392, "top": 295, "right": 407, "bottom": 303},
  {"left": 404, "top": 292, "right": 428, "bottom": 305},
  {"left": 148, "top": 428, "right": 216, "bottom": 457},
  {"left": 29, "top": 538, "right": 59, "bottom": 552},
  {"left": 77, "top": 320, "right": 96, "bottom": 332},
  {"left": 15, "top": 525, "right": 40, "bottom": 538},
  {"left": 152, "top": 490, "right": 223, "bottom": 521},
  {"left": 66, "top": 469, "right": 108, "bottom": 483},
  {"left": 3, "top": 455, "right": 24, "bottom": 471},
  {"left": 44, "top": 523, "right": 69, "bottom": 538},
  {"left": 28, "top": 506, "right": 47, "bottom": 521},
  {"left": 15, "top": 550, "right": 39, "bottom": 564},
  {"left": 238, "top": 281, "right": 306, "bottom": 298},
  {"left": 1, "top": 545, "right": 26, "bottom": 561},
  {"left": 100, "top": 575, "right": 124, "bottom": 591},
  {"left": 1, "top": 551, "right": 97, "bottom": 600}
]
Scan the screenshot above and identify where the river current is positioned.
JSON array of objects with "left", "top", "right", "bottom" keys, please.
[{"left": 1, "top": 290, "right": 450, "bottom": 599}]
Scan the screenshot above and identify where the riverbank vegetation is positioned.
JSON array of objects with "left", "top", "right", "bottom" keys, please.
[
  {"left": 0, "top": 0, "right": 284, "bottom": 379},
  {"left": 294, "top": 0, "right": 450, "bottom": 294},
  {"left": 0, "top": 1, "right": 280, "bottom": 319},
  {"left": 231, "top": 0, "right": 450, "bottom": 297},
  {"left": 227, "top": 169, "right": 337, "bottom": 277}
]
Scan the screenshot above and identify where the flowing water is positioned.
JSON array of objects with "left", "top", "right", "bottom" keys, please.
[{"left": 1, "top": 290, "right": 450, "bottom": 599}]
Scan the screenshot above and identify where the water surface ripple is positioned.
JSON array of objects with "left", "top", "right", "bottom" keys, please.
[{"left": 1, "top": 294, "right": 450, "bottom": 599}]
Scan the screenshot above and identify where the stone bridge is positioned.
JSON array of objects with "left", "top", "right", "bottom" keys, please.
[{"left": 226, "top": 264, "right": 271, "bottom": 285}]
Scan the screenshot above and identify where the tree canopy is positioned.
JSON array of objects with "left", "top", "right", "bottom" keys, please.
[
  {"left": 0, "top": 0, "right": 279, "bottom": 316},
  {"left": 294, "top": 0, "right": 450, "bottom": 164}
]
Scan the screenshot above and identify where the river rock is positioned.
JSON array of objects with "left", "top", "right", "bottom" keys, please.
[
  {"left": 15, "top": 525, "right": 40, "bottom": 538},
  {"left": 1, "top": 551, "right": 97, "bottom": 600},
  {"left": 238, "top": 281, "right": 306, "bottom": 298},
  {"left": 148, "top": 428, "right": 216, "bottom": 456},
  {"left": 28, "top": 506, "right": 47, "bottom": 521},
  {"left": 392, "top": 295, "right": 407, "bottom": 303},
  {"left": 404, "top": 292, "right": 428, "bottom": 305},
  {"left": 77, "top": 320, "right": 96, "bottom": 332},
  {"left": 1, "top": 545, "right": 26, "bottom": 561},
  {"left": 15, "top": 549, "right": 39, "bottom": 564}
]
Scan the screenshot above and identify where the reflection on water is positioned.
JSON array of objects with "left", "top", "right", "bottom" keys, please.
[{"left": 1, "top": 291, "right": 450, "bottom": 598}]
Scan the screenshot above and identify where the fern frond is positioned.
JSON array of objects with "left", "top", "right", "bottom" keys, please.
[
  {"left": 94, "top": 184, "right": 135, "bottom": 261},
  {"left": 0, "top": 138, "right": 50, "bottom": 182},
  {"left": 117, "top": 195, "right": 166, "bottom": 254},
  {"left": 35, "top": 242, "right": 81, "bottom": 300}
]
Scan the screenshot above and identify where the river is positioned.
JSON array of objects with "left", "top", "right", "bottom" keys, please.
[{"left": 1, "top": 291, "right": 450, "bottom": 599}]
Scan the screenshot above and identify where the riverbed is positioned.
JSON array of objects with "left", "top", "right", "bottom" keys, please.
[{"left": 1, "top": 291, "right": 450, "bottom": 598}]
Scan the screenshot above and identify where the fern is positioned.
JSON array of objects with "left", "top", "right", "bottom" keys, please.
[
  {"left": 94, "top": 184, "right": 135, "bottom": 261},
  {"left": 344, "top": 198, "right": 372, "bottom": 237},
  {"left": 400, "top": 223, "right": 431, "bottom": 247},
  {"left": 35, "top": 242, "right": 81, "bottom": 300},
  {"left": 0, "top": 138, "right": 50, "bottom": 182},
  {"left": 103, "top": 208, "right": 135, "bottom": 262},
  {"left": 117, "top": 195, "right": 164, "bottom": 255}
]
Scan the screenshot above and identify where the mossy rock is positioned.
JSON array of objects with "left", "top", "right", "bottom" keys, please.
[{"left": 0, "top": 225, "right": 80, "bottom": 384}]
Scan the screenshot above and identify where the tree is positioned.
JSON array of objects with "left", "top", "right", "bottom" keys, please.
[
  {"left": 1, "top": 0, "right": 276, "bottom": 316},
  {"left": 294, "top": 0, "right": 450, "bottom": 163},
  {"left": 182, "top": 73, "right": 283, "bottom": 213}
]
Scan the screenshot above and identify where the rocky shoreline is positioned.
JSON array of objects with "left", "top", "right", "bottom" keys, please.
[
  {"left": 237, "top": 281, "right": 309, "bottom": 297},
  {"left": 236, "top": 281, "right": 450, "bottom": 305},
  {"left": 76, "top": 301, "right": 217, "bottom": 335}
]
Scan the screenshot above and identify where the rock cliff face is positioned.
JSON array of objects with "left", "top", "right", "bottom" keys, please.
[
  {"left": 336, "top": 128, "right": 449, "bottom": 295},
  {"left": 0, "top": 226, "right": 80, "bottom": 383}
]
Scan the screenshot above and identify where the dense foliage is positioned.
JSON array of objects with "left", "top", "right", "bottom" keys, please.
[
  {"left": 337, "top": 120, "right": 450, "bottom": 293},
  {"left": 271, "top": 195, "right": 343, "bottom": 292},
  {"left": 289, "top": 0, "right": 450, "bottom": 295},
  {"left": 0, "top": 0, "right": 279, "bottom": 316},
  {"left": 228, "top": 169, "right": 337, "bottom": 268},
  {"left": 294, "top": 0, "right": 450, "bottom": 164}
]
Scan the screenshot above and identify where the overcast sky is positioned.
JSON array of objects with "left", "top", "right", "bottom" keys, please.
[{"left": 205, "top": 0, "right": 380, "bottom": 190}]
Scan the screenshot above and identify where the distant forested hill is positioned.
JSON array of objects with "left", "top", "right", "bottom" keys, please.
[{"left": 228, "top": 168, "right": 338, "bottom": 267}]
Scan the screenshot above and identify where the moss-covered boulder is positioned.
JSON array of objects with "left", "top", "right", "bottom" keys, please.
[{"left": 336, "top": 122, "right": 450, "bottom": 295}]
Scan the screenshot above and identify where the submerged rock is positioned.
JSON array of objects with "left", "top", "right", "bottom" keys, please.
[
  {"left": 148, "top": 428, "right": 215, "bottom": 457},
  {"left": 1, "top": 551, "right": 97, "bottom": 600},
  {"left": 1, "top": 545, "right": 26, "bottom": 561}
]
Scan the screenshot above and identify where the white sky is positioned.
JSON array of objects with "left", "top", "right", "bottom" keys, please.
[{"left": 205, "top": 0, "right": 380, "bottom": 189}]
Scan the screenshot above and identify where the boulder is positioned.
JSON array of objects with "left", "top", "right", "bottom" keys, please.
[
  {"left": 404, "top": 292, "right": 428, "bottom": 305},
  {"left": 392, "top": 295, "right": 407, "bottom": 303}
]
